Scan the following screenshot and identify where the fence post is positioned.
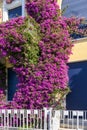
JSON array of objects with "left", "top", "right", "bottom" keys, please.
[
  {"left": 48, "top": 108, "right": 53, "bottom": 130},
  {"left": 2, "top": 109, "right": 6, "bottom": 128},
  {"left": 52, "top": 110, "right": 60, "bottom": 130},
  {"left": 43, "top": 107, "right": 53, "bottom": 130},
  {"left": 43, "top": 108, "right": 48, "bottom": 130},
  {"left": 77, "top": 111, "right": 79, "bottom": 130}
]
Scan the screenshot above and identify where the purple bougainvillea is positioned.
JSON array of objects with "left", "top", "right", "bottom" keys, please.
[{"left": 0, "top": 0, "right": 82, "bottom": 109}]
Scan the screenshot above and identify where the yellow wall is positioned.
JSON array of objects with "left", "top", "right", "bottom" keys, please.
[
  {"left": 57, "top": 0, "right": 62, "bottom": 9},
  {"left": 69, "top": 38, "right": 87, "bottom": 63}
]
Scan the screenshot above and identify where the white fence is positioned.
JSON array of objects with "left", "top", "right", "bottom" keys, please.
[
  {"left": 60, "top": 110, "right": 87, "bottom": 130},
  {"left": 0, "top": 109, "right": 87, "bottom": 130},
  {"left": 0, "top": 108, "right": 56, "bottom": 130}
]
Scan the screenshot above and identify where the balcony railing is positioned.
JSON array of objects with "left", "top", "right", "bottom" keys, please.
[
  {"left": 71, "top": 23, "right": 87, "bottom": 39},
  {"left": 0, "top": 109, "right": 87, "bottom": 130}
]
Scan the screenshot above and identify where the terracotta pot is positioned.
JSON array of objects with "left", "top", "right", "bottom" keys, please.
[{"left": 6, "top": 0, "right": 13, "bottom": 4}]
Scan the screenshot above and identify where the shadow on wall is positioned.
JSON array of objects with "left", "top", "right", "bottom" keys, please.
[{"left": 67, "top": 61, "right": 87, "bottom": 110}]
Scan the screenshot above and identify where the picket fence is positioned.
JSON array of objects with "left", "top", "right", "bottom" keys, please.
[{"left": 0, "top": 108, "right": 87, "bottom": 130}]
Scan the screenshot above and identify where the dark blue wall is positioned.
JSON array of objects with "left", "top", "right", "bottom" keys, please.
[
  {"left": 8, "top": 68, "right": 18, "bottom": 101},
  {"left": 8, "top": 6, "right": 22, "bottom": 19},
  {"left": 67, "top": 61, "right": 87, "bottom": 110}
]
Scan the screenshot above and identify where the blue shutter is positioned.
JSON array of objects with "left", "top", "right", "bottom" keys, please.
[
  {"left": 67, "top": 61, "right": 87, "bottom": 110},
  {"left": 8, "top": 6, "right": 22, "bottom": 19},
  {"left": 8, "top": 68, "right": 18, "bottom": 101}
]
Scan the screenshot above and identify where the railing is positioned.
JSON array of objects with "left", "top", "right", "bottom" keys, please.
[
  {"left": 71, "top": 23, "right": 87, "bottom": 39},
  {"left": 0, "top": 109, "right": 87, "bottom": 130},
  {"left": 60, "top": 110, "right": 87, "bottom": 130},
  {"left": 0, "top": 108, "right": 54, "bottom": 130}
]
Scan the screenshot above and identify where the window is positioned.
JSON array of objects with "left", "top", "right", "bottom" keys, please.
[
  {"left": 67, "top": 61, "right": 87, "bottom": 110},
  {"left": 3, "top": 0, "right": 25, "bottom": 21},
  {"left": 8, "top": 6, "right": 22, "bottom": 19},
  {"left": 61, "top": 0, "right": 87, "bottom": 18},
  {"left": 61, "top": 0, "right": 87, "bottom": 39}
]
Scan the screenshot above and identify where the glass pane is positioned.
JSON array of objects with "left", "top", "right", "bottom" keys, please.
[
  {"left": 8, "top": 68, "right": 18, "bottom": 101},
  {"left": 8, "top": 6, "right": 22, "bottom": 19}
]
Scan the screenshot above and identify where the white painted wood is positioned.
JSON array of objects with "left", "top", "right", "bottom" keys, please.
[
  {"left": 2, "top": 0, "right": 25, "bottom": 22},
  {"left": 22, "top": 0, "right": 25, "bottom": 17}
]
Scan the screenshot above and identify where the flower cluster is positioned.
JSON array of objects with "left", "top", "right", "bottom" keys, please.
[
  {"left": 13, "top": 0, "right": 72, "bottom": 108},
  {"left": 0, "top": 16, "right": 41, "bottom": 108},
  {"left": 63, "top": 17, "right": 84, "bottom": 39}
]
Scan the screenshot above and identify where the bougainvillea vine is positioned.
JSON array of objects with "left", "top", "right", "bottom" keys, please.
[{"left": 0, "top": 0, "right": 82, "bottom": 109}]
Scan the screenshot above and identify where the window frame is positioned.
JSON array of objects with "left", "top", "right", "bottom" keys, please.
[
  {"left": 8, "top": 6, "right": 22, "bottom": 19},
  {"left": 3, "top": 0, "right": 25, "bottom": 22}
]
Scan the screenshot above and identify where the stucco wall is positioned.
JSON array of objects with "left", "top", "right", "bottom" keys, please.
[
  {"left": 57, "top": 0, "right": 62, "bottom": 9},
  {"left": 69, "top": 38, "right": 87, "bottom": 63}
]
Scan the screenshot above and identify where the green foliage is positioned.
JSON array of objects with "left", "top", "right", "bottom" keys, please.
[
  {"left": 49, "top": 87, "right": 70, "bottom": 108},
  {"left": 5, "top": 16, "right": 41, "bottom": 65},
  {"left": 20, "top": 16, "right": 41, "bottom": 64}
]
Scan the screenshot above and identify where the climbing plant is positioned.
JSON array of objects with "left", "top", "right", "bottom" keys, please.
[{"left": 0, "top": 0, "right": 82, "bottom": 109}]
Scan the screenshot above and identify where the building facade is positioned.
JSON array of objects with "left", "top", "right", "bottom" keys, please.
[
  {"left": 62, "top": 0, "right": 87, "bottom": 110},
  {"left": 1, "top": 0, "right": 87, "bottom": 110},
  {"left": 0, "top": 0, "right": 63, "bottom": 101}
]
